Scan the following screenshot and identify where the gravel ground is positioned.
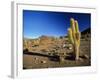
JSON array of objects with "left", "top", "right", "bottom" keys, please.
[{"left": 23, "top": 37, "right": 91, "bottom": 69}]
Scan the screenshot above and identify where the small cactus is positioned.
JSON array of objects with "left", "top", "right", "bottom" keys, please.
[{"left": 68, "top": 18, "right": 81, "bottom": 60}]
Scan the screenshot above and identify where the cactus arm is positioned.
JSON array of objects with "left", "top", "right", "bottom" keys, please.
[
  {"left": 78, "top": 32, "right": 81, "bottom": 46},
  {"left": 70, "top": 18, "right": 77, "bottom": 43},
  {"left": 75, "top": 20, "right": 79, "bottom": 33},
  {"left": 75, "top": 20, "right": 81, "bottom": 46},
  {"left": 68, "top": 28, "right": 74, "bottom": 44},
  {"left": 70, "top": 18, "right": 76, "bottom": 33}
]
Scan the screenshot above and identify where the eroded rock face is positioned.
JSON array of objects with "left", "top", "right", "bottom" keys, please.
[
  {"left": 23, "top": 35, "right": 73, "bottom": 55},
  {"left": 39, "top": 36, "right": 54, "bottom": 45}
]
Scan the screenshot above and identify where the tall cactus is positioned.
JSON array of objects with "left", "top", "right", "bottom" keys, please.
[{"left": 68, "top": 18, "right": 81, "bottom": 60}]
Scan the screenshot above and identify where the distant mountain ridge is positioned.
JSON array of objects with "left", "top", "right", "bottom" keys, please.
[
  {"left": 24, "top": 27, "right": 91, "bottom": 40},
  {"left": 81, "top": 27, "right": 91, "bottom": 35}
]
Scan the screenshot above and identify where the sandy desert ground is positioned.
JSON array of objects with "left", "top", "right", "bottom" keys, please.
[{"left": 23, "top": 29, "right": 91, "bottom": 69}]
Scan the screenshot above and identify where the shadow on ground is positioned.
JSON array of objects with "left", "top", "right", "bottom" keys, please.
[{"left": 23, "top": 49, "right": 77, "bottom": 62}]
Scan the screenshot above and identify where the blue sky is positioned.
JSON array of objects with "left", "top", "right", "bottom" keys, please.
[{"left": 23, "top": 10, "right": 91, "bottom": 39}]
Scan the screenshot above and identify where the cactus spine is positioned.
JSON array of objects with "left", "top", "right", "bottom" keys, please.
[{"left": 68, "top": 18, "right": 81, "bottom": 60}]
